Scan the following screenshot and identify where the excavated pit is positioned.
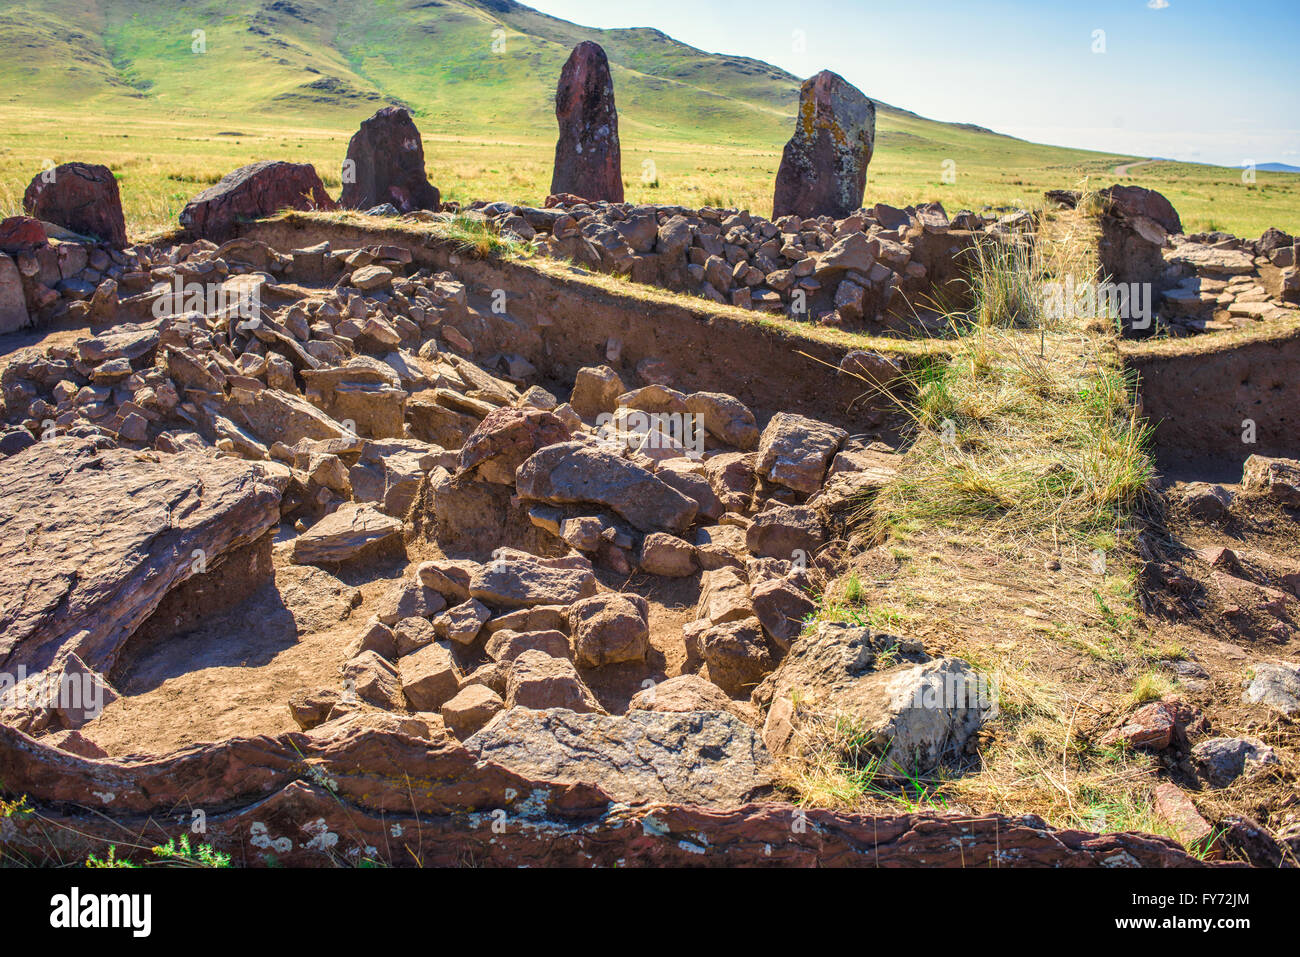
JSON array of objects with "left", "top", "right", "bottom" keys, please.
[
  {"left": 1123, "top": 322, "right": 1300, "bottom": 479},
  {"left": 0, "top": 204, "right": 1272, "bottom": 868}
]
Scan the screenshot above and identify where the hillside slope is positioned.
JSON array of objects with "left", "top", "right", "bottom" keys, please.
[
  {"left": 2, "top": 0, "right": 1293, "bottom": 236},
  {"left": 0, "top": 0, "right": 1092, "bottom": 157}
]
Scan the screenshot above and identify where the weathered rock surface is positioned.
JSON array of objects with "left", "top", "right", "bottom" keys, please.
[
  {"left": 684, "top": 392, "right": 759, "bottom": 449},
  {"left": 755, "top": 412, "right": 847, "bottom": 494},
  {"left": 0, "top": 253, "right": 29, "bottom": 334},
  {"left": 639, "top": 532, "right": 697, "bottom": 577},
  {"left": 375, "top": 578, "right": 446, "bottom": 626},
  {"left": 504, "top": 650, "right": 604, "bottom": 712},
  {"left": 567, "top": 593, "right": 649, "bottom": 668},
  {"left": 441, "top": 684, "right": 504, "bottom": 739},
  {"left": 435, "top": 598, "right": 491, "bottom": 646},
  {"left": 339, "top": 106, "right": 441, "bottom": 213},
  {"left": 1191, "top": 736, "right": 1280, "bottom": 788},
  {"left": 833, "top": 658, "right": 991, "bottom": 777},
  {"left": 516, "top": 441, "right": 697, "bottom": 533},
  {"left": 1242, "top": 662, "right": 1300, "bottom": 715},
  {"left": 550, "top": 42, "right": 623, "bottom": 203},
  {"left": 0, "top": 215, "right": 46, "bottom": 255},
  {"left": 1242, "top": 455, "right": 1300, "bottom": 507},
  {"left": 772, "top": 71, "right": 875, "bottom": 220},
  {"left": 747, "top": 504, "right": 827, "bottom": 560},
  {"left": 1101, "top": 184, "right": 1183, "bottom": 236},
  {"left": 468, "top": 556, "right": 598, "bottom": 609},
  {"left": 629, "top": 674, "right": 755, "bottom": 722},
  {"left": 0, "top": 437, "right": 282, "bottom": 674},
  {"left": 485, "top": 628, "right": 571, "bottom": 663},
  {"left": 23, "top": 162, "right": 128, "bottom": 247},
  {"left": 695, "top": 617, "right": 773, "bottom": 696},
  {"left": 291, "top": 504, "right": 403, "bottom": 565},
  {"left": 466, "top": 707, "right": 771, "bottom": 805},
  {"left": 341, "top": 650, "right": 404, "bottom": 710},
  {"left": 750, "top": 577, "right": 817, "bottom": 649},
  {"left": 400, "top": 640, "right": 460, "bottom": 712},
  {"left": 458, "top": 406, "right": 570, "bottom": 484},
  {"left": 0, "top": 723, "right": 1202, "bottom": 867},
  {"left": 180, "top": 161, "right": 337, "bottom": 241}
]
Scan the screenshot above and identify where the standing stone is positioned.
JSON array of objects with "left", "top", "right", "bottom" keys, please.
[
  {"left": 550, "top": 42, "right": 623, "bottom": 203},
  {"left": 772, "top": 71, "right": 875, "bottom": 220},
  {"left": 23, "top": 162, "right": 128, "bottom": 247},
  {"left": 180, "top": 161, "right": 337, "bottom": 242},
  {"left": 339, "top": 106, "right": 441, "bottom": 213}
]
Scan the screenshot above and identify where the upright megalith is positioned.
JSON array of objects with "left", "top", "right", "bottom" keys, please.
[
  {"left": 550, "top": 41, "right": 623, "bottom": 203},
  {"left": 339, "top": 106, "right": 442, "bottom": 213},
  {"left": 772, "top": 71, "right": 875, "bottom": 220},
  {"left": 179, "top": 160, "right": 337, "bottom": 241},
  {"left": 23, "top": 162, "right": 128, "bottom": 247}
]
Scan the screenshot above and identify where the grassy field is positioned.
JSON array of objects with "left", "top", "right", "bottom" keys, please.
[{"left": 0, "top": 0, "right": 1296, "bottom": 239}]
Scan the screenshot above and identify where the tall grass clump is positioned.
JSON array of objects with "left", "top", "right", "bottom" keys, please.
[
  {"left": 435, "top": 214, "right": 529, "bottom": 259},
  {"left": 860, "top": 212, "right": 1155, "bottom": 548}
]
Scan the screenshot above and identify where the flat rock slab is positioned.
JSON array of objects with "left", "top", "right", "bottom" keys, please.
[
  {"left": 0, "top": 436, "right": 283, "bottom": 674},
  {"left": 292, "top": 504, "right": 403, "bottom": 565},
  {"left": 468, "top": 559, "right": 597, "bottom": 609},
  {"left": 465, "top": 707, "right": 773, "bottom": 805}
]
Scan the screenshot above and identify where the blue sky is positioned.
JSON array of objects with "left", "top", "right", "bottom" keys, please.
[{"left": 525, "top": 0, "right": 1299, "bottom": 167}]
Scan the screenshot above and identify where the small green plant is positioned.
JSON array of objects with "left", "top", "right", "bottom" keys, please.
[
  {"left": 152, "top": 834, "right": 232, "bottom": 868},
  {"left": 85, "top": 834, "right": 231, "bottom": 868},
  {"left": 86, "top": 846, "right": 137, "bottom": 868}
]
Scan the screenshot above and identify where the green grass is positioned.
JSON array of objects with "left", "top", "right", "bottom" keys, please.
[{"left": 0, "top": 0, "right": 1294, "bottom": 238}]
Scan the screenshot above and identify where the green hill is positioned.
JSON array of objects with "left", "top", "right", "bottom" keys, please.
[{"left": 0, "top": 0, "right": 1294, "bottom": 236}]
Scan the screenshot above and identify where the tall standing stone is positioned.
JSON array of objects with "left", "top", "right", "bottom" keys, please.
[
  {"left": 772, "top": 71, "right": 875, "bottom": 220},
  {"left": 550, "top": 41, "right": 623, "bottom": 203},
  {"left": 23, "top": 162, "right": 128, "bottom": 248},
  {"left": 339, "top": 106, "right": 441, "bottom": 213}
]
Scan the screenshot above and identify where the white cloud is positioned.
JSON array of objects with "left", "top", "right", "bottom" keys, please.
[{"left": 1148, "top": 0, "right": 1170, "bottom": 9}]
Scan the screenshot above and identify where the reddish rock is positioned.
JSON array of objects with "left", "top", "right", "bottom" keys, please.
[
  {"left": 639, "top": 532, "right": 697, "bottom": 577},
  {"left": 1100, "top": 185, "right": 1182, "bottom": 236},
  {"left": 0, "top": 437, "right": 282, "bottom": 675},
  {"left": 567, "top": 593, "right": 650, "bottom": 668},
  {"left": 505, "top": 649, "right": 604, "bottom": 713},
  {"left": 698, "top": 617, "right": 773, "bottom": 697},
  {"left": 1152, "top": 782, "right": 1213, "bottom": 849},
  {"left": 0, "top": 722, "right": 1210, "bottom": 867},
  {"left": 399, "top": 641, "right": 460, "bottom": 712},
  {"left": 0, "top": 216, "right": 48, "bottom": 255},
  {"left": 341, "top": 651, "right": 405, "bottom": 710},
  {"left": 41, "top": 729, "right": 108, "bottom": 759},
  {"left": 288, "top": 689, "right": 360, "bottom": 730},
  {"left": 457, "top": 406, "right": 571, "bottom": 485},
  {"left": 23, "top": 162, "right": 128, "bottom": 247},
  {"left": 550, "top": 42, "right": 623, "bottom": 203},
  {"left": 772, "top": 71, "right": 875, "bottom": 220},
  {"left": 544, "top": 192, "right": 590, "bottom": 208},
  {"left": 180, "top": 160, "right": 337, "bottom": 241},
  {"left": 339, "top": 106, "right": 441, "bottom": 213},
  {"left": 1242, "top": 454, "right": 1300, "bottom": 507},
  {"left": 485, "top": 628, "right": 572, "bottom": 663},
  {"left": 750, "top": 577, "right": 816, "bottom": 650},
  {"left": 441, "top": 684, "right": 504, "bottom": 739},
  {"left": 1099, "top": 699, "right": 1205, "bottom": 751},
  {"left": 747, "top": 504, "right": 828, "bottom": 560}
]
